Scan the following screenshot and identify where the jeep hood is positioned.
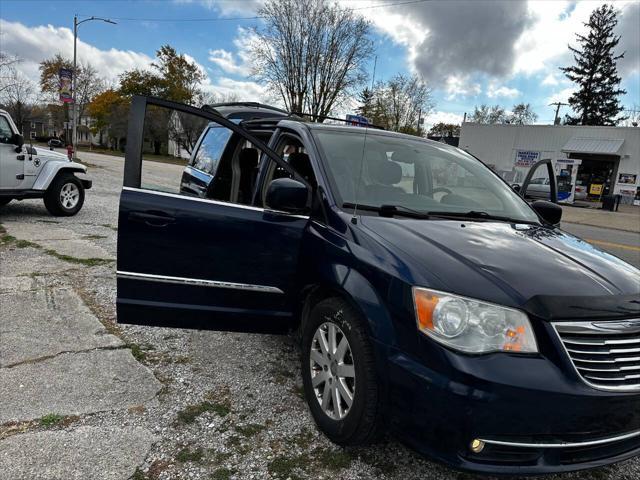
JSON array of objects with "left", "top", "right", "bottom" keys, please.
[
  {"left": 359, "top": 217, "right": 640, "bottom": 316},
  {"left": 34, "top": 148, "right": 70, "bottom": 162}
]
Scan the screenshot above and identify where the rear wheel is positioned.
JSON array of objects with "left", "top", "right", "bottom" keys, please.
[
  {"left": 0, "top": 198, "right": 11, "bottom": 207},
  {"left": 301, "top": 297, "right": 383, "bottom": 446},
  {"left": 44, "top": 174, "right": 84, "bottom": 216}
]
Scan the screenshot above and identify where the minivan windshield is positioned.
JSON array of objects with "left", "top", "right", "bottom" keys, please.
[{"left": 312, "top": 129, "right": 539, "bottom": 223}]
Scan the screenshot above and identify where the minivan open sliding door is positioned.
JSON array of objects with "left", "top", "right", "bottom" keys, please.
[{"left": 117, "top": 96, "right": 309, "bottom": 333}]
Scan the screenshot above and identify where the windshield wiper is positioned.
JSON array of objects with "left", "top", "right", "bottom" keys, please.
[
  {"left": 342, "top": 203, "right": 430, "bottom": 219},
  {"left": 426, "top": 210, "right": 537, "bottom": 224}
]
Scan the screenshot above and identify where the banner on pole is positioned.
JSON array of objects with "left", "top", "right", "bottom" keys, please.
[{"left": 59, "top": 68, "right": 73, "bottom": 103}]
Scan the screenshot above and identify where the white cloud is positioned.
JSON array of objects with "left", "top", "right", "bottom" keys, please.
[
  {"left": 0, "top": 19, "right": 154, "bottom": 85},
  {"left": 541, "top": 73, "right": 560, "bottom": 86},
  {"left": 424, "top": 110, "right": 465, "bottom": 130},
  {"left": 546, "top": 87, "right": 574, "bottom": 105},
  {"left": 444, "top": 76, "right": 481, "bottom": 100},
  {"left": 174, "top": 0, "right": 264, "bottom": 16},
  {"left": 486, "top": 84, "right": 521, "bottom": 99},
  {"left": 207, "top": 27, "right": 255, "bottom": 76}
]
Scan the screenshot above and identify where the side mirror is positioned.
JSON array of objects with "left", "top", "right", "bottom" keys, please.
[
  {"left": 511, "top": 184, "right": 521, "bottom": 193},
  {"left": 265, "top": 178, "right": 309, "bottom": 214},
  {"left": 11, "top": 133, "right": 24, "bottom": 152},
  {"left": 531, "top": 200, "right": 562, "bottom": 226}
]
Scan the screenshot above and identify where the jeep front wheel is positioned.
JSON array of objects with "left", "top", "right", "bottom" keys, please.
[{"left": 44, "top": 174, "right": 85, "bottom": 216}]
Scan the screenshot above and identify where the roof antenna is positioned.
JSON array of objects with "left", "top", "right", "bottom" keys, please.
[{"left": 351, "top": 124, "right": 369, "bottom": 225}]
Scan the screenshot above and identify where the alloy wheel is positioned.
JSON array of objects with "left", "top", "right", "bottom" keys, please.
[
  {"left": 309, "top": 321, "right": 356, "bottom": 420},
  {"left": 60, "top": 182, "right": 80, "bottom": 209}
]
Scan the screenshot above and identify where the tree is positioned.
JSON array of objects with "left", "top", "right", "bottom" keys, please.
[
  {"left": 87, "top": 89, "right": 128, "bottom": 147},
  {"left": 250, "top": 0, "right": 373, "bottom": 120},
  {"left": 39, "top": 54, "right": 106, "bottom": 127},
  {"left": 470, "top": 104, "right": 507, "bottom": 124},
  {"left": 509, "top": 103, "right": 538, "bottom": 125},
  {"left": 118, "top": 45, "right": 205, "bottom": 154},
  {"left": 0, "top": 52, "right": 21, "bottom": 94},
  {"left": 356, "top": 75, "right": 432, "bottom": 134},
  {"left": 428, "top": 122, "right": 460, "bottom": 137},
  {"left": 560, "top": 4, "right": 626, "bottom": 126},
  {"left": 0, "top": 68, "right": 36, "bottom": 130}
]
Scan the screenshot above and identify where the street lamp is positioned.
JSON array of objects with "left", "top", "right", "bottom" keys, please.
[{"left": 72, "top": 15, "right": 116, "bottom": 160}]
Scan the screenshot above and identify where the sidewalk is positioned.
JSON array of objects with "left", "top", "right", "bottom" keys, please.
[{"left": 561, "top": 204, "right": 640, "bottom": 233}]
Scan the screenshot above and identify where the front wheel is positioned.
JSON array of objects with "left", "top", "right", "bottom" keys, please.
[
  {"left": 44, "top": 174, "right": 85, "bottom": 216},
  {"left": 301, "top": 297, "right": 384, "bottom": 446}
]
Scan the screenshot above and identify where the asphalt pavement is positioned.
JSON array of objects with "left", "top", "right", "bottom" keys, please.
[{"left": 561, "top": 222, "right": 640, "bottom": 268}]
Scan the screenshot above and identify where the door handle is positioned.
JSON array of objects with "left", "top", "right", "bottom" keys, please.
[
  {"left": 16, "top": 154, "right": 25, "bottom": 161},
  {"left": 129, "top": 211, "right": 176, "bottom": 227}
]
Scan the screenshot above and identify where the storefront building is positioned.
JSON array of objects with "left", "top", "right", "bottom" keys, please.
[{"left": 459, "top": 123, "right": 640, "bottom": 204}]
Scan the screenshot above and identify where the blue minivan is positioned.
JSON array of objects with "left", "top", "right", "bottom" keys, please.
[{"left": 117, "top": 96, "right": 640, "bottom": 474}]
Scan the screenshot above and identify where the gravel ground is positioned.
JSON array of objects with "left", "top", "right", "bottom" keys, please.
[{"left": 1, "top": 150, "right": 639, "bottom": 480}]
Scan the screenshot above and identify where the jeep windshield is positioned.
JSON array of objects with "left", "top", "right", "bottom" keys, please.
[{"left": 312, "top": 129, "right": 539, "bottom": 224}]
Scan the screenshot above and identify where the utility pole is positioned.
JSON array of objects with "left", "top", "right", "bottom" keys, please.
[
  {"left": 72, "top": 15, "right": 116, "bottom": 160},
  {"left": 370, "top": 55, "right": 377, "bottom": 90},
  {"left": 549, "top": 102, "right": 568, "bottom": 125}
]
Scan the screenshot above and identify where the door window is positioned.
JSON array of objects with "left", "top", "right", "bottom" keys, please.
[
  {"left": 0, "top": 116, "right": 13, "bottom": 143},
  {"left": 190, "top": 126, "right": 232, "bottom": 175}
]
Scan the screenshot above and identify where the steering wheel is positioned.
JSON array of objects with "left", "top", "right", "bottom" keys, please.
[{"left": 432, "top": 187, "right": 452, "bottom": 195}]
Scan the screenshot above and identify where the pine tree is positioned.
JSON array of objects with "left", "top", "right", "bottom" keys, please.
[{"left": 560, "top": 4, "right": 626, "bottom": 126}]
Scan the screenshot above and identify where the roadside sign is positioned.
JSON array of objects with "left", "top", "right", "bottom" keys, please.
[
  {"left": 514, "top": 150, "right": 540, "bottom": 167},
  {"left": 589, "top": 184, "right": 603, "bottom": 195},
  {"left": 346, "top": 114, "right": 370, "bottom": 127}
]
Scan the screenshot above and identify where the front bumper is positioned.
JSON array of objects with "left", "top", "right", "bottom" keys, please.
[{"left": 382, "top": 339, "right": 640, "bottom": 474}]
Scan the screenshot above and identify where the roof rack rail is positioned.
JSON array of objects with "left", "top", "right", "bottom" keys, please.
[
  {"left": 201, "top": 102, "right": 289, "bottom": 115},
  {"left": 290, "top": 112, "right": 385, "bottom": 130}
]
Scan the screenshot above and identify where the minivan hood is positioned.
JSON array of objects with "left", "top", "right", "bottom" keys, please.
[{"left": 359, "top": 217, "right": 639, "bottom": 310}]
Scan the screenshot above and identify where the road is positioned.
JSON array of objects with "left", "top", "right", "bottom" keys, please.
[
  {"left": 1, "top": 149, "right": 639, "bottom": 480},
  {"left": 561, "top": 222, "right": 640, "bottom": 268}
]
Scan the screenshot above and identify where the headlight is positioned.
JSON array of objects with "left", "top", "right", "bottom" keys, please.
[{"left": 412, "top": 287, "right": 538, "bottom": 354}]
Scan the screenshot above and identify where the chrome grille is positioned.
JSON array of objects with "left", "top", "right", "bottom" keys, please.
[{"left": 553, "top": 319, "right": 640, "bottom": 391}]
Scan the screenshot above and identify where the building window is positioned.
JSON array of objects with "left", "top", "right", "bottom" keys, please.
[
  {"left": 31, "top": 122, "right": 36, "bottom": 129},
  {"left": 30, "top": 131, "right": 36, "bottom": 140}
]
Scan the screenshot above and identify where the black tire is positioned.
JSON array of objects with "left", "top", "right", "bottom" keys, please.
[
  {"left": 301, "top": 296, "right": 384, "bottom": 446},
  {"left": 0, "top": 198, "right": 11, "bottom": 207},
  {"left": 44, "top": 174, "right": 85, "bottom": 216}
]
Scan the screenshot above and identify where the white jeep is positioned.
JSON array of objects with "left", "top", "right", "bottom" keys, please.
[{"left": 0, "top": 109, "right": 91, "bottom": 216}]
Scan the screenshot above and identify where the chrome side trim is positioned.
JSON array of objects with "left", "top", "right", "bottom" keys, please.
[
  {"left": 122, "top": 186, "right": 310, "bottom": 219},
  {"left": 479, "top": 428, "right": 640, "bottom": 449},
  {"left": 117, "top": 270, "right": 284, "bottom": 294}
]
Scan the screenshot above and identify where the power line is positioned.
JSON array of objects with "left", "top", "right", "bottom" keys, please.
[{"left": 87, "top": 0, "right": 431, "bottom": 23}]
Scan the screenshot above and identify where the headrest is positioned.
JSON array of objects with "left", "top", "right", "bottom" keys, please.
[
  {"left": 370, "top": 159, "right": 402, "bottom": 185},
  {"left": 239, "top": 148, "right": 259, "bottom": 168},
  {"left": 288, "top": 152, "right": 313, "bottom": 180}
]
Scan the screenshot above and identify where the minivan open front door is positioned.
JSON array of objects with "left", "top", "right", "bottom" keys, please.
[
  {"left": 116, "top": 96, "right": 308, "bottom": 333},
  {"left": 519, "top": 158, "right": 558, "bottom": 203}
]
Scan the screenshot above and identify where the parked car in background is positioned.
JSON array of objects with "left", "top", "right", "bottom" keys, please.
[
  {"left": 0, "top": 109, "right": 92, "bottom": 216},
  {"left": 47, "top": 138, "right": 65, "bottom": 149},
  {"left": 117, "top": 96, "right": 640, "bottom": 475}
]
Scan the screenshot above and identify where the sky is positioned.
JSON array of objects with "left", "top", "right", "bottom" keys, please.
[{"left": 1, "top": 0, "right": 638, "bottom": 129}]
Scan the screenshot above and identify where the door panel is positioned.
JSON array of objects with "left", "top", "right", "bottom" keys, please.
[{"left": 117, "top": 96, "right": 309, "bottom": 333}]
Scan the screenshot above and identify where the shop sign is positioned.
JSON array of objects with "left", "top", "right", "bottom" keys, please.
[
  {"left": 618, "top": 173, "right": 637, "bottom": 185},
  {"left": 589, "top": 184, "right": 604, "bottom": 195},
  {"left": 514, "top": 150, "right": 540, "bottom": 167}
]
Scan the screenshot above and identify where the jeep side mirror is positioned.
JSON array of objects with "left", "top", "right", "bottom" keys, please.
[
  {"left": 531, "top": 200, "right": 562, "bottom": 226},
  {"left": 265, "top": 178, "right": 309, "bottom": 214},
  {"left": 11, "top": 133, "right": 24, "bottom": 152}
]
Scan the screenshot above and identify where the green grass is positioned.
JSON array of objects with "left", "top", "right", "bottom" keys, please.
[
  {"left": 267, "top": 454, "right": 309, "bottom": 480},
  {"left": 176, "top": 446, "right": 204, "bottom": 463},
  {"left": 210, "top": 468, "right": 234, "bottom": 480},
  {"left": 176, "top": 400, "right": 231, "bottom": 425},
  {"left": 234, "top": 423, "right": 265, "bottom": 438},
  {"left": 127, "top": 343, "right": 147, "bottom": 362},
  {"left": 39, "top": 413, "right": 64, "bottom": 427},
  {"left": 315, "top": 447, "right": 352, "bottom": 471}
]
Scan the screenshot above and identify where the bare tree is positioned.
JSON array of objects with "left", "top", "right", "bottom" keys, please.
[
  {"left": 250, "top": 0, "right": 373, "bottom": 120},
  {"left": 0, "top": 52, "right": 21, "bottom": 94},
  {"left": 509, "top": 103, "right": 538, "bottom": 125},
  {"left": 0, "top": 67, "right": 36, "bottom": 131},
  {"left": 470, "top": 104, "right": 507, "bottom": 124}
]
